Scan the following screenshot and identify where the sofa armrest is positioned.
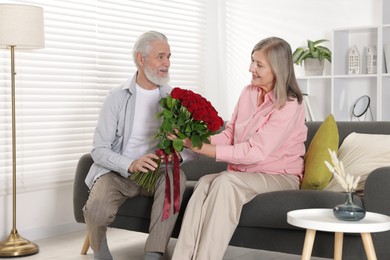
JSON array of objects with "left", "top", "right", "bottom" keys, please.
[
  {"left": 363, "top": 166, "right": 390, "bottom": 216},
  {"left": 73, "top": 153, "right": 94, "bottom": 223}
]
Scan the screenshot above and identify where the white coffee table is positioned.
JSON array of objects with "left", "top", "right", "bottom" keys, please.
[{"left": 287, "top": 208, "right": 390, "bottom": 260}]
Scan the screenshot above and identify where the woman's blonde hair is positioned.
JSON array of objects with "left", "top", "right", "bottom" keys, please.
[{"left": 252, "top": 37, "right": 303, "bottom": 108}]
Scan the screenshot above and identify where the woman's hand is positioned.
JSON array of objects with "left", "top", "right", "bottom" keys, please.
[
  {"left": 166, "top": 130, "right": 216, "bottom": 158},
  {"left": 167, "top": 131, "right": 193, "bottom": 149}
]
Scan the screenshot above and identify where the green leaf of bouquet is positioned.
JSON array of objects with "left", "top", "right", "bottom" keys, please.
[
  {"left": 163, "top": 139, "right": 172, "bottom": 148},
  {"left": 163, "top": 110, "right": 173, "bottom": 119},
  {"left": 162, "top": 120, "right": 172, "bottom": 132},
  {"left": 178, "top": 112, "right": 187, "bottom": 125},
  {"left": 194, "top": 123, "right": 206, "bottom": 131},
  {"left": 173, "top": 139, "right": 184, "bottom": 152},
  {"left": 185, "top": 124, "right": 192, "bottom": 133},
  {"left": 201, "top": 134, "right": 211, "bottom": 143},
  {"left": 164, "top": 147, "right": 171, "bottom": 154},
  {"left": 185, "top": 110, "right": 191, "bottom": 119},
  {"left": 202, "top": 129, "right": 209, "bottom": 135},
  {"left": 177, "top": 117, "right": 184, "bottom": 127},
  {"left": 177, "top": 132, "right": 187, "bottom": 139},
  {"left": 166, "top": 95, "right": 173, "bottom": 109},
  {"left": 158, "top": 141, "right": 165, "bottom": 149},
  {"left": 191, "top": 135, "right": 201, "bottom": 148},
  {"left": 160, "top": 98, "right": 167, "bottom": 109},
  {"left": 158, "top": 139, "right": 170, "bottom": 149},
  {"left": 156, "top": 111, "right": 163, "bottom": 118},
  {"left": 172, "top": 98, "right": 179, "bottom": 109}
]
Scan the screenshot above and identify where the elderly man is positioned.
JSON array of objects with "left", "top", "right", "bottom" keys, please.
[{"left": 83, "top": 31, "right": 196, "bottom": 260}]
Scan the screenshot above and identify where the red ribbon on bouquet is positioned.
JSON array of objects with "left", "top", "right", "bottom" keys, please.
[{"left": 159, "top": 149, "right": 181, "bottom": 221}]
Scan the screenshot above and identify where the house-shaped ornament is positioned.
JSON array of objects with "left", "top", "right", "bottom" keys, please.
[
  {"left": 365, "top": 45, "right": 377, "bottom": 74},
  {"left": 349, "top": 45, "right": 360, "bottom": 75}
]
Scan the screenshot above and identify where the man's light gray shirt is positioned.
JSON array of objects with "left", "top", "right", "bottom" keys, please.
[{"left": 85, "top": 73, "right": 197, "bottom": 189}]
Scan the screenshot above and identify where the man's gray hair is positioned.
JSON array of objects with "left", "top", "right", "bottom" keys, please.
[{"left": 132, "top": 31, "right": 168, "bottom": 68}]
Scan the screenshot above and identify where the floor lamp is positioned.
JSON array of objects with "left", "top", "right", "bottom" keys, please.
[{"left": 0, "top": 4, "right": 44, "bottom": 257}]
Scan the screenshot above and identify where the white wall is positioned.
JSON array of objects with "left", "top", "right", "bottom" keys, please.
[
  {"left": 1, "top": 184, "right": 84, "bottom": 241},
  {"left": 210, "top": 0, "right": 381, "bottom": 120},
  {"left": 0, "top": 0, "right": 382, "bottom": 242}
]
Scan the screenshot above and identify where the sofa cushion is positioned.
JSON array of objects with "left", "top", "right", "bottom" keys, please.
[
  {"left": 301, "top": 114, "right": 338, "bottom": 190},
  {"left": 324, "top": 132, "right": 390, "bottom": 193}
]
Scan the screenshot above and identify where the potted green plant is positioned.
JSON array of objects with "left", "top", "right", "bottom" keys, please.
[{"left": 293, "top": 39, "right": 332, "bottom": 76}]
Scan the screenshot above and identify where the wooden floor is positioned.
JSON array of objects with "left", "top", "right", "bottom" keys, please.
[{"left": 13, "top": 228, "right": 331, "bottom": 260}]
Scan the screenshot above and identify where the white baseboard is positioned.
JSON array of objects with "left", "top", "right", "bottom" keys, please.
[{"left": 16, "top": 222, "right": 86, "bottom": 241}]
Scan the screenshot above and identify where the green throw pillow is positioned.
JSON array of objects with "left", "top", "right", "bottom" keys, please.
[{"left": 301, "top": 114, "right": 339, "bottom": 190}]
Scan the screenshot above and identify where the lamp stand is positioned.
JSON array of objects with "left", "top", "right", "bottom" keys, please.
[{"left": 0, "top": 46, "right": 39, "bottom": 257}]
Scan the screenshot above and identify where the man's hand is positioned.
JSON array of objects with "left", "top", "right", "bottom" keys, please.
[{"left": 129, "top": 153, "right": 160, "bottom": 173}]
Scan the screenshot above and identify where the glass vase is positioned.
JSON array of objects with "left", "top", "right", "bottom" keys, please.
[{"left": 333, "top": 192, "right": 366, "bottom": 221}]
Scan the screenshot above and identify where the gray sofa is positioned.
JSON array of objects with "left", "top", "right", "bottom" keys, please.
[{"left": 73, "top": 121, "right": 390, "bottom": 259}]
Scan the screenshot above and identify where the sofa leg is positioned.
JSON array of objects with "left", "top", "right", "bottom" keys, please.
[{"left": 81, "top": 232, "right": 90, "bottom": 255}]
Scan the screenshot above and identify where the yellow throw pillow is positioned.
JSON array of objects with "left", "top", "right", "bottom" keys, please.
[{"left": 301, "top": 114, "right": 339, "bottom": 190}]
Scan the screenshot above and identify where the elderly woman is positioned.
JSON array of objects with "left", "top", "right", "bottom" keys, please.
[{"left": 171, "top": 37, "right": 308, "bottom": 260}]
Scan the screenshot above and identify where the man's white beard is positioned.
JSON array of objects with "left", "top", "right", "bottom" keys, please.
[{"left": 144, "top": 65, "right": 170, "bottom": 86}]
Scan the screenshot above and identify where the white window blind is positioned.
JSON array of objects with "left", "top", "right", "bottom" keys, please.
[
  {"left": 225, "top": 0, "right": 261, "bottom": 112},
  {"left": 0, "top": 0, "right": 206, "bottom": 193}
]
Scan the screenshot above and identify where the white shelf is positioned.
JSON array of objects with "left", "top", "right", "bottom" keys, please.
[{"left": 298, "top": 0, "right": 390, "bottom": 121}]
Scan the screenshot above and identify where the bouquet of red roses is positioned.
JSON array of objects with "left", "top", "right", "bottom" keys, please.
[
  {"left": 130, "top": 87, "right": 223, "bottom": 219},
  {"left": 156, "top": 87, "right": 224, "bottom": 154}
]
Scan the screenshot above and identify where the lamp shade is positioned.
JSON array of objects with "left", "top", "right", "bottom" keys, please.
[{"left": 0, "top": 4, "right": 44, "bottom": 49}]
